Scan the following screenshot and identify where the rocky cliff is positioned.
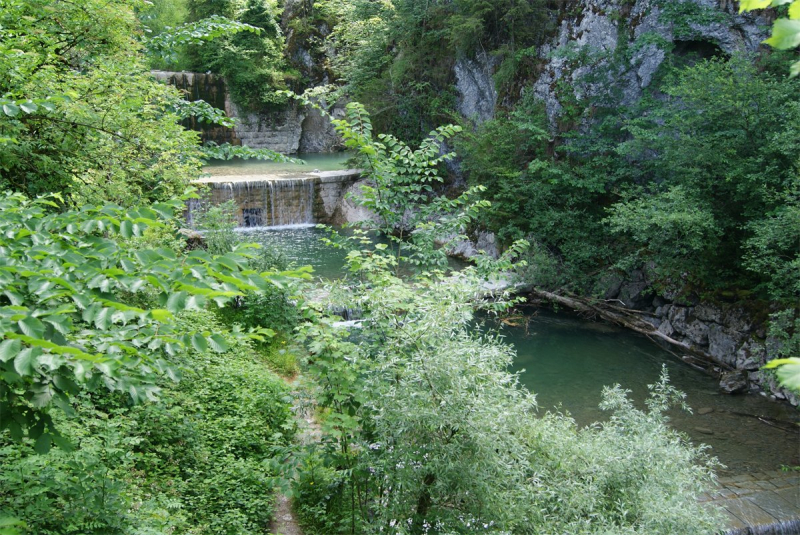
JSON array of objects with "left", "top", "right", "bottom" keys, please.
[
  {"left": 450, "top": 0, "right": 772, "bottom": 127},
  {"left": 607, "top": 270, "right": 798, "bottom": 404},
  {"left": 446, "top": 0, "right": 793, "bottom": 403}
]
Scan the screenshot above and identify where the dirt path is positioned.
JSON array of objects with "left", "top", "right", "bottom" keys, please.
[
  {"left": 270, "top": 378, "right": 321, "bottom": 535},
  {"left": 269, "top": 493, "right": 303, "bottom": 535}
]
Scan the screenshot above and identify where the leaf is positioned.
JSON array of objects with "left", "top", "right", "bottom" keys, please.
[
  {"left": 791, "top": 59, "right": 800, "bottom": 77},
  {"left": 34, "top": 432, "right": 52, "bottom": 454},
  {"left": 51, "top": 433, "right": 74, "bottom": 451},
  {"left": 764, "top": 358, "right": 800, "bottom": 392},
  {"left": 150, "top": 308, "right": 174, "bottom": 322},
  {"left": 191, "top": 333, "right": 208, "bottom": 353},
  {"left": 31, "top": 384, "right": 54, "bottom": 407},
  {"left": 764, "top": 18, "right": 800, "bottom": 49},
  {"left": 119, "top": 220, "right": 133, "bottom": 238},
  {"left": 740, "top": 0, "right": 772, "bottom": 10},
  {"left": 791, "top": 0, "right": 800, "bottom": 19},
  {"left": 19, "top": 101, "right": 38, "bottom": 114},
  {"left": 208, "top": 334, "right": 230, "bottom": 353},
  {"left": 0, "top": 339, "right": 21, "bottom": 362},
  {"left": 2, "top": 103, "right": 19, "bottom": 117},
  {"left": 18, "top": 316, "right": 45, "bottom": 339},
  {"left": 166, "top": 291, "right": 188, "bottom": 314},
  {"left": 14, "top": 347, "right": 42, "bottom": 375}
]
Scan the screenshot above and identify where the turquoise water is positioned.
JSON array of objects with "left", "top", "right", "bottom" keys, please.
[
  {"left": 498, "top": 308, "right": 799, "bottom": 475},
  {"left": 237, "top": 226, "right": 350, "bottom": 279},
  {"left": 237, "top": 228, "right": 799, "bottom": 475},
  {"left": 237, "top": 226, "right": 468, "bottom": 280},
  {"left": 204, "top": 153, "right": 353, "bottom": 176}
]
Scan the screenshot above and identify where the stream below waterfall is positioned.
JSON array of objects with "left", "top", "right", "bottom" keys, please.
[
  {"left": 237, "top": 226, "right": 799, "bottom": 475},
  {"left": 496, "top": 308, "right": 799, "bottom": 475}
]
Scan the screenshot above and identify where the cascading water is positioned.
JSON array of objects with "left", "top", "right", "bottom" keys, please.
[{"left": 190, "top": 177, "right": 318, "bottom": 229}]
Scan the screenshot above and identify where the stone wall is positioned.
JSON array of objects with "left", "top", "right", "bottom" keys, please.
[
  {"left": 153, "top": 70, "right": 344, "bottom": 153},
  {"left": 152, "top": 71, "right": 238, "bottom": 145},
  {"left": 607, "top": 270, "right": 798, "bottom": 405}
]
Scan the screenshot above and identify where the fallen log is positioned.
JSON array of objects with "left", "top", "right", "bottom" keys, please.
[{"left": 525, "top": 288, "right": 734, "bottom": 373}]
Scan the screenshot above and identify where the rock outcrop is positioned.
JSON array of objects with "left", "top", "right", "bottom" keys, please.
[
  {"left": 454, "top": 53, "right": 499, "bottom": 125},
  {"left": 604, "top": 272, "right": 798, "bottom": 405},
  {"left": 527, "top": 0, "right": 770, "bottom": 125}
]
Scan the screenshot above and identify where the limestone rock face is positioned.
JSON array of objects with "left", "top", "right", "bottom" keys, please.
[
  {"left": 446, "top": 231, "right": 501, "bottom": 261},
  {"left": 600, "top": 270, "right": 795, "bottom": 403},
  {"left": 707, "top": 324, "right": 743, "bottom": 368},
  {"left": 231, "top": 104, "right": 306, "bottom": 154},
  {"left": 331, "top": 180, "right": 381, "bottom": 227},
  {"left": 529, "top": 0, "right": 771, "bottom": 126},
  {"left": 299, "top": 104, "right": 346, "bottom": 153},
  {"left": 454, "top": 53, "right": 498, "bottom": 125},
  {"left": 719, "top": 371, "right": 748, "bottom": 394}
]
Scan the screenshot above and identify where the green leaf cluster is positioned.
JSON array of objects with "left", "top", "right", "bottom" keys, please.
[
  {"left": 0, "top": 192, "right": 296, "bottom": 445},
  {"left": 293, "top": 251, "right": 722, "bottom": 534},
  {"left": 316, "top": 0, "right": 552, "bottom": 141},
  {"left": 0, "top": 0, "right": 204, "bottom": 205},
  {"left": 0, "top": 310, "right": 295, "bottom": 534},
  {"left": 184, "top": 0, "right": 290, "bottom": 111},
  {"left": 740, "top": 0, "right": 800, "bottom": 76}
]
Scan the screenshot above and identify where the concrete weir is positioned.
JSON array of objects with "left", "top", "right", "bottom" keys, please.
[
  {"left": 191, "top": 169, "right": 361, "bottom": 228},
  {"left": 702, "top": 471, "right": 800, "bottom": 535}
]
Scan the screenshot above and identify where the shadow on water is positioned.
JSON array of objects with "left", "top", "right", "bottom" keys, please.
[{"left": 493, "top": 308, "right": 799, "bottom": 475}]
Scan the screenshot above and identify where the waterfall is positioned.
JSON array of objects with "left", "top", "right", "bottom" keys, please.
[{"left": 190, "top": 177, "right": 317, "bottom": 229}]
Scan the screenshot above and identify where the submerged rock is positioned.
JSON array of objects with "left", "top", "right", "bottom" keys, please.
[{"left": 719, "top": 371, "right": 748, "bottom": 394}]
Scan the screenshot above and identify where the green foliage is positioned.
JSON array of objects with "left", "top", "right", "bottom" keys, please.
[
  {"left": 276, "top": 106, "right": 721, "bottom": 534},
  {"left": 740, "top": 0, "right": 800, "bottom": 76},
  {"left": 742, "top": 186, "right": 800, "bottom": 300},
  {"left": 0, "top": 0, "right": 203, "bottom": 205},
  {"left": 605, "top": 186, "right": 722, "bottom": 284},
  {"left": 186, "top": 0, "right": 289, "bottom": 110},
  {"left": 145, "top": 15, "right": 261, "bottom": 64},
  {"left": 0, "top": 310, "right": 295, "bottom": 534},
  {"left": 140, "top": 0, "right": 189, "bottom": 40},
  {"left": 655, "top": 0, "right": 732, "bottom": 40},
  {"left": 0, "top": 192, "right": 301, "bottom": 445},
  {"left": 765, "top": 357, "right": 800, "bottom": 392},
  {"left": 294, "top": 249, "right": 721, "bottom": 534},
  {"left": 614, "top": 55, "right": 799, "bottom": 293},
  {"left": 289, "top": 95, "right": 490, "bottom": 273},
  {"left": 194, "top": 199, "right": 241, "bottom": 255},
  {"left": 474, "top": 54, "right": 799, "bottom": 299},
  {"left": 319, "top": 0, "right": 551, "bottom": 141},
  {"left": 763, "top": 309, "right": 800, "bottom": 393}
]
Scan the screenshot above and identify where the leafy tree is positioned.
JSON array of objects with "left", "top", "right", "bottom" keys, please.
[
  {"left": 288, "top": 94, "right": 488, "bottom": 273},
  {"left": 292, "top": 230, "right": 721, "bottom": 535},
  {"left": 186, "top": 0, "right": 289, "bottom": 110},
  {"left": 0, "top": 192, "right": 302, "bottom": 448},
  {"left": 0, "top": 0, "right": 205, "bottom": 204},
  {"left": 269, "top": 97, "right": 722, "bottom": 535},
  {"left": 613, "top": 55, "right": 799, "bottom": 292}
]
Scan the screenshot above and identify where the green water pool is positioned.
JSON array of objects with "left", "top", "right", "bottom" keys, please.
[{"left": 238, "top": 226, "right": 799, "bottom": 475}]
